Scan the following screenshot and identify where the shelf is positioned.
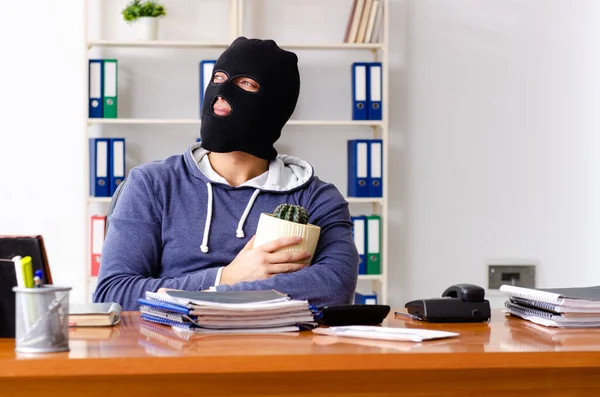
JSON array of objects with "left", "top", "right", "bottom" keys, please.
[
  {"left": 358, "top": 274, "right": 384, "bottom": 281},
  {"left": 88, "top": 274, "right": 383, "bottom": 281},
  {"left": 88, "top": 118, "right": 200, "bottom": 125},
  {"left": 88, "top": 197, "right": 111, "bottom": 204},
  {"left": 287, "top": 120, "right": 383, "bottom": 127},
  {"left": 89, "top": 196, "right": 382, "bottom": 205},
  {"left": 87, "top": 118, "right": 383, "bottom": 127},
  {"left": 87, "top": 40, "right": 384, "bottom": 51},
  {"left": 345, "top": 197, "right": 383, "bottom": 204},
  {"left": 88, "top": 40, "right": 230, "bottom": 49}
]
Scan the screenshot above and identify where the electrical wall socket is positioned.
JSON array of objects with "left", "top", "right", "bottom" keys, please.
[{"left": 488, "top": 264, "right": 536, "bottom": 290}]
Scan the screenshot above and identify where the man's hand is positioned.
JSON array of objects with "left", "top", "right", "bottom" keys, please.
[{"left": 220, "top": 235, "right": 311, "bottom": 285}]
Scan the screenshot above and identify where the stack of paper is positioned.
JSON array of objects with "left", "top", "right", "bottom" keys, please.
[
  {"left": 313, "top": 325, "right": 459, "bottom": 342},
  {"left": 500, "top": 285, "right": 600, "bottom": 328},
  {"left": 138, "top": 290, "right": 317, "bottom": 334}
]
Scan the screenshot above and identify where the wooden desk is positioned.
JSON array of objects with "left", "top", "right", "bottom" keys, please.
[{"left": 2, "top": 309, "right": 600, "bottom": 396}]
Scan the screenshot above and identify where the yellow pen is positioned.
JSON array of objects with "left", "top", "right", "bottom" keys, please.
[{"left": 21, "top": 256, "right": 34, "bottom": 288}]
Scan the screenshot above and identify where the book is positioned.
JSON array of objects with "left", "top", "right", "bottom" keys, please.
[
  {"left": 499, "top": 285, "right": 600, "bottom": 309},
  {"left": 69, "top": 302, "right": 122, "bottom": 327},
  {"left": 509, "top": 296, "right": 600, "bottom": 314},
  {"left": 166, "top": 289, "right": 290, "bottom": 305},
  {"left": 504, "top": 301, "right": 600, "bottom": 328},
  {"left": 138, "top": 290, "right": 317, "bottom": 334}
]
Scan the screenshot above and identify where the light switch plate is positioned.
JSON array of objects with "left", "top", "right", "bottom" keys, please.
[{"left": 488, "top": 264, "right": 535, "bottom": 290}]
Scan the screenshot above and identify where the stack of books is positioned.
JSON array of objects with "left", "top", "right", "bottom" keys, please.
[
  {"left": 500, "top": 285, "right": 600, "bottom": 328},
  {"left": 138, "top": 290, "right": 318, "bottom": 335}
]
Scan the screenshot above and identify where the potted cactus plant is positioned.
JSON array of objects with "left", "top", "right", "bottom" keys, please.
[
  {"left": 121, "top": 0, "right": 167, "bottom": 41},
  {"left": 254, "top": 204, "right": 321, "bottom": 264}
]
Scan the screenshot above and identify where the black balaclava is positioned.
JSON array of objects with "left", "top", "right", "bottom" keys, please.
[{"left": 199, "top": 37, "right": 301, "bottom": 161}]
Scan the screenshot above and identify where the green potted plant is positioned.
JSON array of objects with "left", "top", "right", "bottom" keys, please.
[
  {"left": 121, "top": 0, "right": 167, "bottom": 41},
  {"left": 254, "top": 204, "right": 321, "bottom": 265}
]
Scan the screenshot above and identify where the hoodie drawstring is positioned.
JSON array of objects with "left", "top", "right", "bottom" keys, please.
[
  {"left": 236, "top": 189, "right": 260, "bottom": 238},
  {"left": 200, "top": 185, "right": 260, "bottom": 253},
  {"left": 200, "top": 182, "right": 213, "bottom": 253}
]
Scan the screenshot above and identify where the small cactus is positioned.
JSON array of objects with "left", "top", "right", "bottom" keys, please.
[{"left": 273, "top": 204, "right": 309, "bottom": 225}]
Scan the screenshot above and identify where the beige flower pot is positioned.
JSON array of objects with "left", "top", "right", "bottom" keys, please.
[{"left": 254, "top": 213, "right": 321, "bottom": 264}]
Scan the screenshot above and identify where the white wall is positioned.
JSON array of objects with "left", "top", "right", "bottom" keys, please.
[
  {"left": 401, "top": 0, "right": 600, "bottom": 307},
  {"left": 3, "top": 0, "right": 599, "bottom": 309},
  {"left": 0, "top": 1, "right": 87, "bottom": 302}
]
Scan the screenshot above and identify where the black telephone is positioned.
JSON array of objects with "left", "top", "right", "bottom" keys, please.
[{"left": 404, "top": 283, "right": 491, "bottom": 323}]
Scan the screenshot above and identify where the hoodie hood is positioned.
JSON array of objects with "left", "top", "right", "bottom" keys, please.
[
  {"left": 185, "top": 143, "right": 314, "bottom": 253},
  {"left": 189, "top": 143, "right": 314, "bottom": 192}
]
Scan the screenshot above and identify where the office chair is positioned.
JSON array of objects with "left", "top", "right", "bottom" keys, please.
[{"left": 105, "top": 178, "right": 128, "bottom": 234}]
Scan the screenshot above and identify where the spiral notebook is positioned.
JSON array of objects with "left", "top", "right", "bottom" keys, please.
[
  {"left": 504, "top": 301, "right": 600, "bottom": 328},
  {"left": 139, "top": 290, "right": 317, "bottom": 334},
  {"left": 508, "top": 297, "right": 600, "bottom": 314},
  {"left": 500, "top": 285, "right": 600, "bottom": 309}
]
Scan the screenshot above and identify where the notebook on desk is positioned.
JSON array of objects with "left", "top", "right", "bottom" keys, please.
[
  {"left": 165, "top": 290, "right": 290, "bottom": 305},
  {"left": 69, "top": 302, "right": 122, "bottom": 327},
  {"left": 500, "top": 285, "right": 600, "bottom": 309},
  {"left": 138, "top": 290, "right": 317, "bottom": 334}
]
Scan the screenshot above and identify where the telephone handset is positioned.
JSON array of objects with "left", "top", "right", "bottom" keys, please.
[
  {"left": 441, "top": 283, "right": 486, "bottom": 302},
  {"left": 403, "top": 283, "right": 491, "bottom": 323}
]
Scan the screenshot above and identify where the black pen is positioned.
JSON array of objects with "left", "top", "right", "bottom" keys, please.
[{"left": 394, "top": 311, "right": 422, "bottom": 321}]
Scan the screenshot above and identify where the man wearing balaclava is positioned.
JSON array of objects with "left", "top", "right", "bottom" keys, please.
[{"left": 94, "top": 37, "right": 360, "bottom": 311}]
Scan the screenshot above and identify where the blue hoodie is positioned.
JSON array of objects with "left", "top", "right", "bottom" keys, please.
[{"left": 93, "top": 143, "right": 359, "bottom": 310}]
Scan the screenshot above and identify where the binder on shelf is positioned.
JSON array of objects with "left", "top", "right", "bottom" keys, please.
[
  {"left": 347, "top": 139, "right": 370, "bottom": 197},
  {"left": 367, "top": 62, "right": 382, "bottom": 120},
  {"left": 109, "top": 138, "right": 125, "bottom": 196},
  {"left": 90, "top": 215, "right": 106, "bottom": 277},
  {"left": 103, "top": 59, "right": 118, "bottom": 119},
  {"left": 355, "top": 292, "right": 377, "bottom": 305},
  {"left": 351, "top": 215, "right": 367, "bottom": 274},
  {"left": 369, "top": 139, "right": 383, "bottom": 197},
  {"left": 88, "top": 59, "right": 103, "bottom": 118},
  {"left": 199, "top": 60, "right": 216, "bottom": 117},
  {"left": 89, "top": 138, "right": 110, "bottom": 197},
  {"left": 352, "top": 62, "right": 369, "bottom": 120},
  {"left": 366, "top": 214, "right": 381, "bottom": 274}
]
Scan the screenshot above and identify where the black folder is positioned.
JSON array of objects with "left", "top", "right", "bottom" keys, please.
[{"left": 0, "top": 235, "right": 53, "bottom": 338}]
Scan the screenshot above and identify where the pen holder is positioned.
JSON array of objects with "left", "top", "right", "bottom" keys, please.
[{"left": 12, "top": 286, "right": 71, "bottom": 353}]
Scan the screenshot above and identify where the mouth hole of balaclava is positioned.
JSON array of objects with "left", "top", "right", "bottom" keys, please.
[{"left": 211, "top": 96, "right": 233, "bottom": 118}]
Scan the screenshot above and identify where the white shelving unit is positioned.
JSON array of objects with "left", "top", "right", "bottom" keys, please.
[
  {"left": 84, "top": 0, "right": 390, "bottom": 304},
  {"left": 88, "top": 39, "right": 384, "bottom": 51},
  {"left": 87, "top": 118, "right": 384, "bottom": 127}
]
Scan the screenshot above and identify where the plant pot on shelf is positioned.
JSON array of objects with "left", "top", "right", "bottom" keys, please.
[
  {"left": 254, "top": 212, "right": 321, "bottom": 265},
  {"left": 133, "top": 17, "right": 159, "bottom": 40}
]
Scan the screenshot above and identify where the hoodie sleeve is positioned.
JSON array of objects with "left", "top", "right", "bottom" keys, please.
[
  {"left": 93, "top": 167, "right": 220, "bottom": 311},
  {"left": 214, "top": 182, "right": 359, "bottom": 307}
]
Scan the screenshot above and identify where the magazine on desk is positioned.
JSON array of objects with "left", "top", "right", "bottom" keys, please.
[{"left": 138, "top": 290, "right": 318, "bottom": 334}]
